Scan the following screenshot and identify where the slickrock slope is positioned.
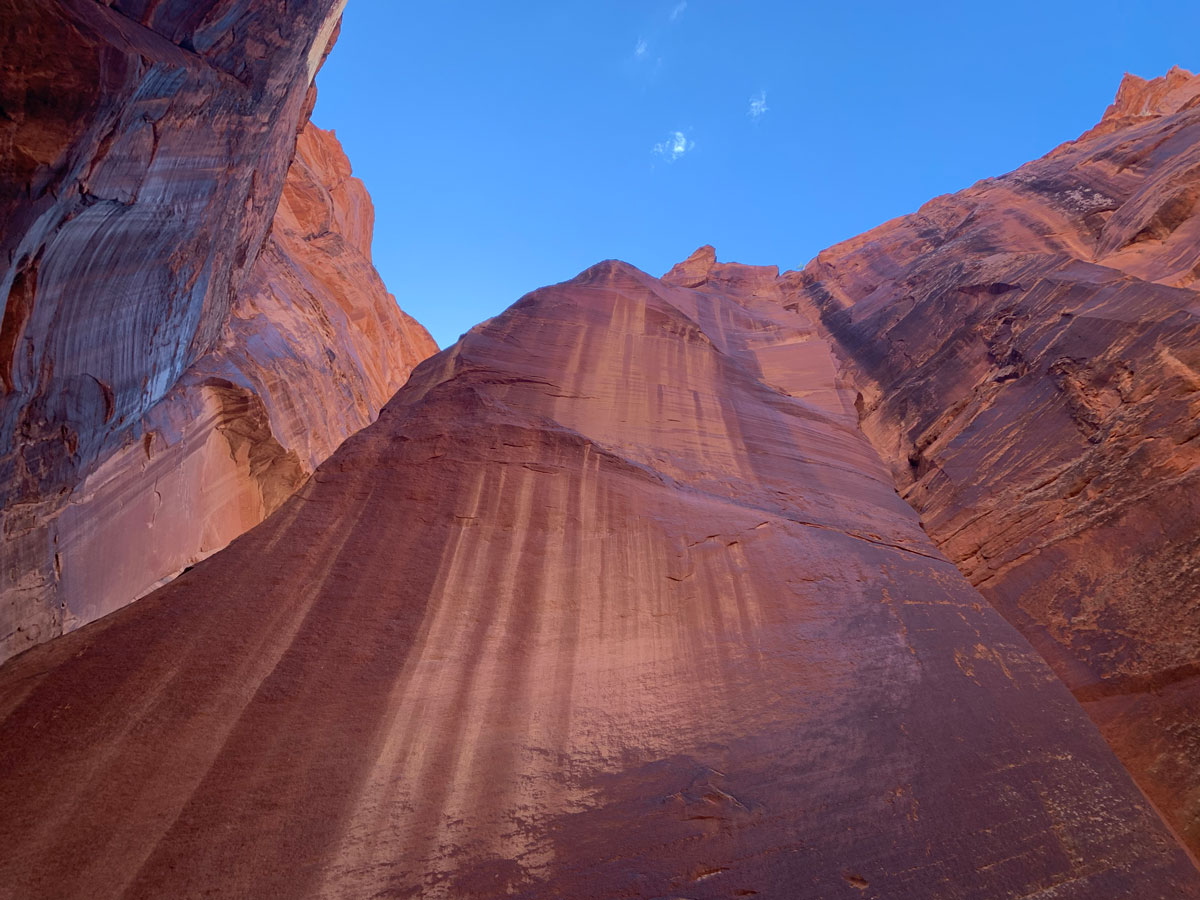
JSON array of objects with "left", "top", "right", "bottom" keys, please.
[
  {"left": 784, "top": 67, "right": 1200, "bottom": 852},
  {"left": 0, "top": 1, "right": 435, "bottom": 659},
  {"left": 1, "top": 255, "right": 1196, "bottom": 899}
]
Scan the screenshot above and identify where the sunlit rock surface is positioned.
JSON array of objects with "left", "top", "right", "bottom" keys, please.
[
  {"left": 0, "top": 1, "right": 433, "bottom": 659},
  {"left": 0, "top": 255, "right": 1195, "bottom": 899},
  {"left": 784, "top": 67, "right": 1200, "bottom": 853}
]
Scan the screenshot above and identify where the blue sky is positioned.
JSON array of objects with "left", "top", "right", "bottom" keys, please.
[{"left": 313, "top": 1, "right": 1200, "bottom": 348}]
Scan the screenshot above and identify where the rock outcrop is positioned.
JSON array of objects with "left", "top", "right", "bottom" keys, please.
[
  {"left": 784, "top": 67, "right": 1200, "bottom": 853},
  {"left": 48, "top": 122, "right": 436, "bottom": 634},
  {"left": 0, "top": 1, "right": 435, "bottom": 660},
  {"left": 0, "top": 255, "right": 1196, "bottom": 898}
]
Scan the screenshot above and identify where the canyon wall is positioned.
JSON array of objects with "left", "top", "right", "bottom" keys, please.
[
  {"left": 783, "top": 67, "right": 1200, "bottom": 852},
  {"left": 49, "top": 123, "right": 436, "bottom": 634},
  {"left": 0, "top": 1, "right": 435, "bottom": 660},
  {"left": 2, "top": 4, "right": 1198, "bottom": 891},
  {"left": 0, "top": 254, "right": 1196, "bottom": 898}
]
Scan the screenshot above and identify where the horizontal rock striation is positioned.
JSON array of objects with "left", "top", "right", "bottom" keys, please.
[
  {"left": 783, "top": 67, "right": 1200, "bottom": 852},
  {"left": 0, "top": 1, "right": 434, "bottom": 659},
  {"left": 0, "top": 253, "right": 1195, "bottom": 898}
]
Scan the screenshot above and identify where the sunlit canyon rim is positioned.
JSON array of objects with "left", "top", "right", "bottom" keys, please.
[{"left": 2, "top": 3, "right": 1200, "bottom": 899}]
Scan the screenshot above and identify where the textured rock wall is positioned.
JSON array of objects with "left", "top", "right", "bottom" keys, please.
[
  {"left": 0, "top": 253, "right": 1196, "bottom": 898},
  {"left": 0, "top": 1, "right": 435, "bottom": 659},
  {"left": 46, "top": 123, "right": 437, "bottom": 635},
  {"left": 218, "top": 124, "right": 436, "bottom": 472},
  {"left": 783, "top": 68, "right": 1200, "bottom": 853}
]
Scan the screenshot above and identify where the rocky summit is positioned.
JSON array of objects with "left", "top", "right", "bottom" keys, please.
[{"left": 2, "top": 3, "right": 1200, "bottom": 899}]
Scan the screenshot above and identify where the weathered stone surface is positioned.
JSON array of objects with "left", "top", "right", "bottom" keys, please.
[
  {"left": 0, "top": 255, "right": 1195, "bottom": 898},
  {"left": 784, "top": 67, "right": 1200, "bottom": 853},
  {"left": 219, "top": 124, "right": 437, "bottom": 471},
  {"left": 1082, "top": 65, "right": 1200, "bottom": 142},
  {"left": 0, "top": 1, "right": 434, "bottom": 660},
  {"left": 44, "top": 123, "right": 437, "bottom": 634}
]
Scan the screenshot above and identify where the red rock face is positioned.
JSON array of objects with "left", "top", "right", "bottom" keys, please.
[
  {"left": 45, "top": 122, "right": 437, "bottom": 635},
  {"left": 0, "top": 2, "right": 434, "bottom": 659},
  {"left": 221, "top": 124, "right": 437, "bottom": 471},
  {"left": 784, "top": 68, "right": 1200, "bottom": 852},
  {"left": 0, "top": 254, "right": 1196, "bottom": 898}
]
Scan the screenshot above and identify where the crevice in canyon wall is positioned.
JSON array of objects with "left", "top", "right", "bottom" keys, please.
[
  {"left": 205, "top": 377, "right": 308, "bottom": 518},
  {"left": 779, "top": 67, "right": 1200, "bottom": 856},
  {"left": 0, "top": 1, "right": 436, "bottom": 662},
  {"left": 0, "top": 253, "right": 37, "bottom": 394}
]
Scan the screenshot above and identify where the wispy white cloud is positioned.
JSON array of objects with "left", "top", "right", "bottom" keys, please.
[
  {"left": 653, "top": 130, "right": 694, "bottom": 162},
  {"left": 748, "top": 90, "right": 768, "bottom": 121},
  {"left": 669, "top": 1, "right": 687, "bottom": 22},
  {"left": 635, "top": 37, "right": 648, "bottom": 57}
]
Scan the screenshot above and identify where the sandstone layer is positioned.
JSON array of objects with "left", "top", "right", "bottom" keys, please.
[
  {"left": 0, "top": 1, "right": 435, "bottom": 659},
  {"left": 49, "top": 122, "right": 437, "bottom": 632},
  {"left": 0, "top": 255, "right": 1196, "bottom": 898},
  {"left": 782, "top": 68, "right": 1200, "bottom": 852}
]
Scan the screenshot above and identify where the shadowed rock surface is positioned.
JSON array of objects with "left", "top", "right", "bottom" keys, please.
[
  {"left": 782, "top": 67, "right": 1200, "bottom": 853},
  {"left": 0, "top": 256, "right": 1196, "bottom": 898},
  {"left": 0, "top": 1, "right": 434, "bottom": 660}
]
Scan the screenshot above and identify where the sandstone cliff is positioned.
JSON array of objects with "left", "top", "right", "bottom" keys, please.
[
  {"left": 49, "top": 122, "right": 437, "bottom": 633},
  {"left": 783, "top": 67, "right": 1200, "bottom": 852},
  {"left": 0, "top": 1, "right": 435, "bottom": 659},
  {"left": 0, "top": 255, "right": 1195, "bottom": 898},
  {"left": 3, "top": 6, "right": 1199, "bottom": 892}
]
